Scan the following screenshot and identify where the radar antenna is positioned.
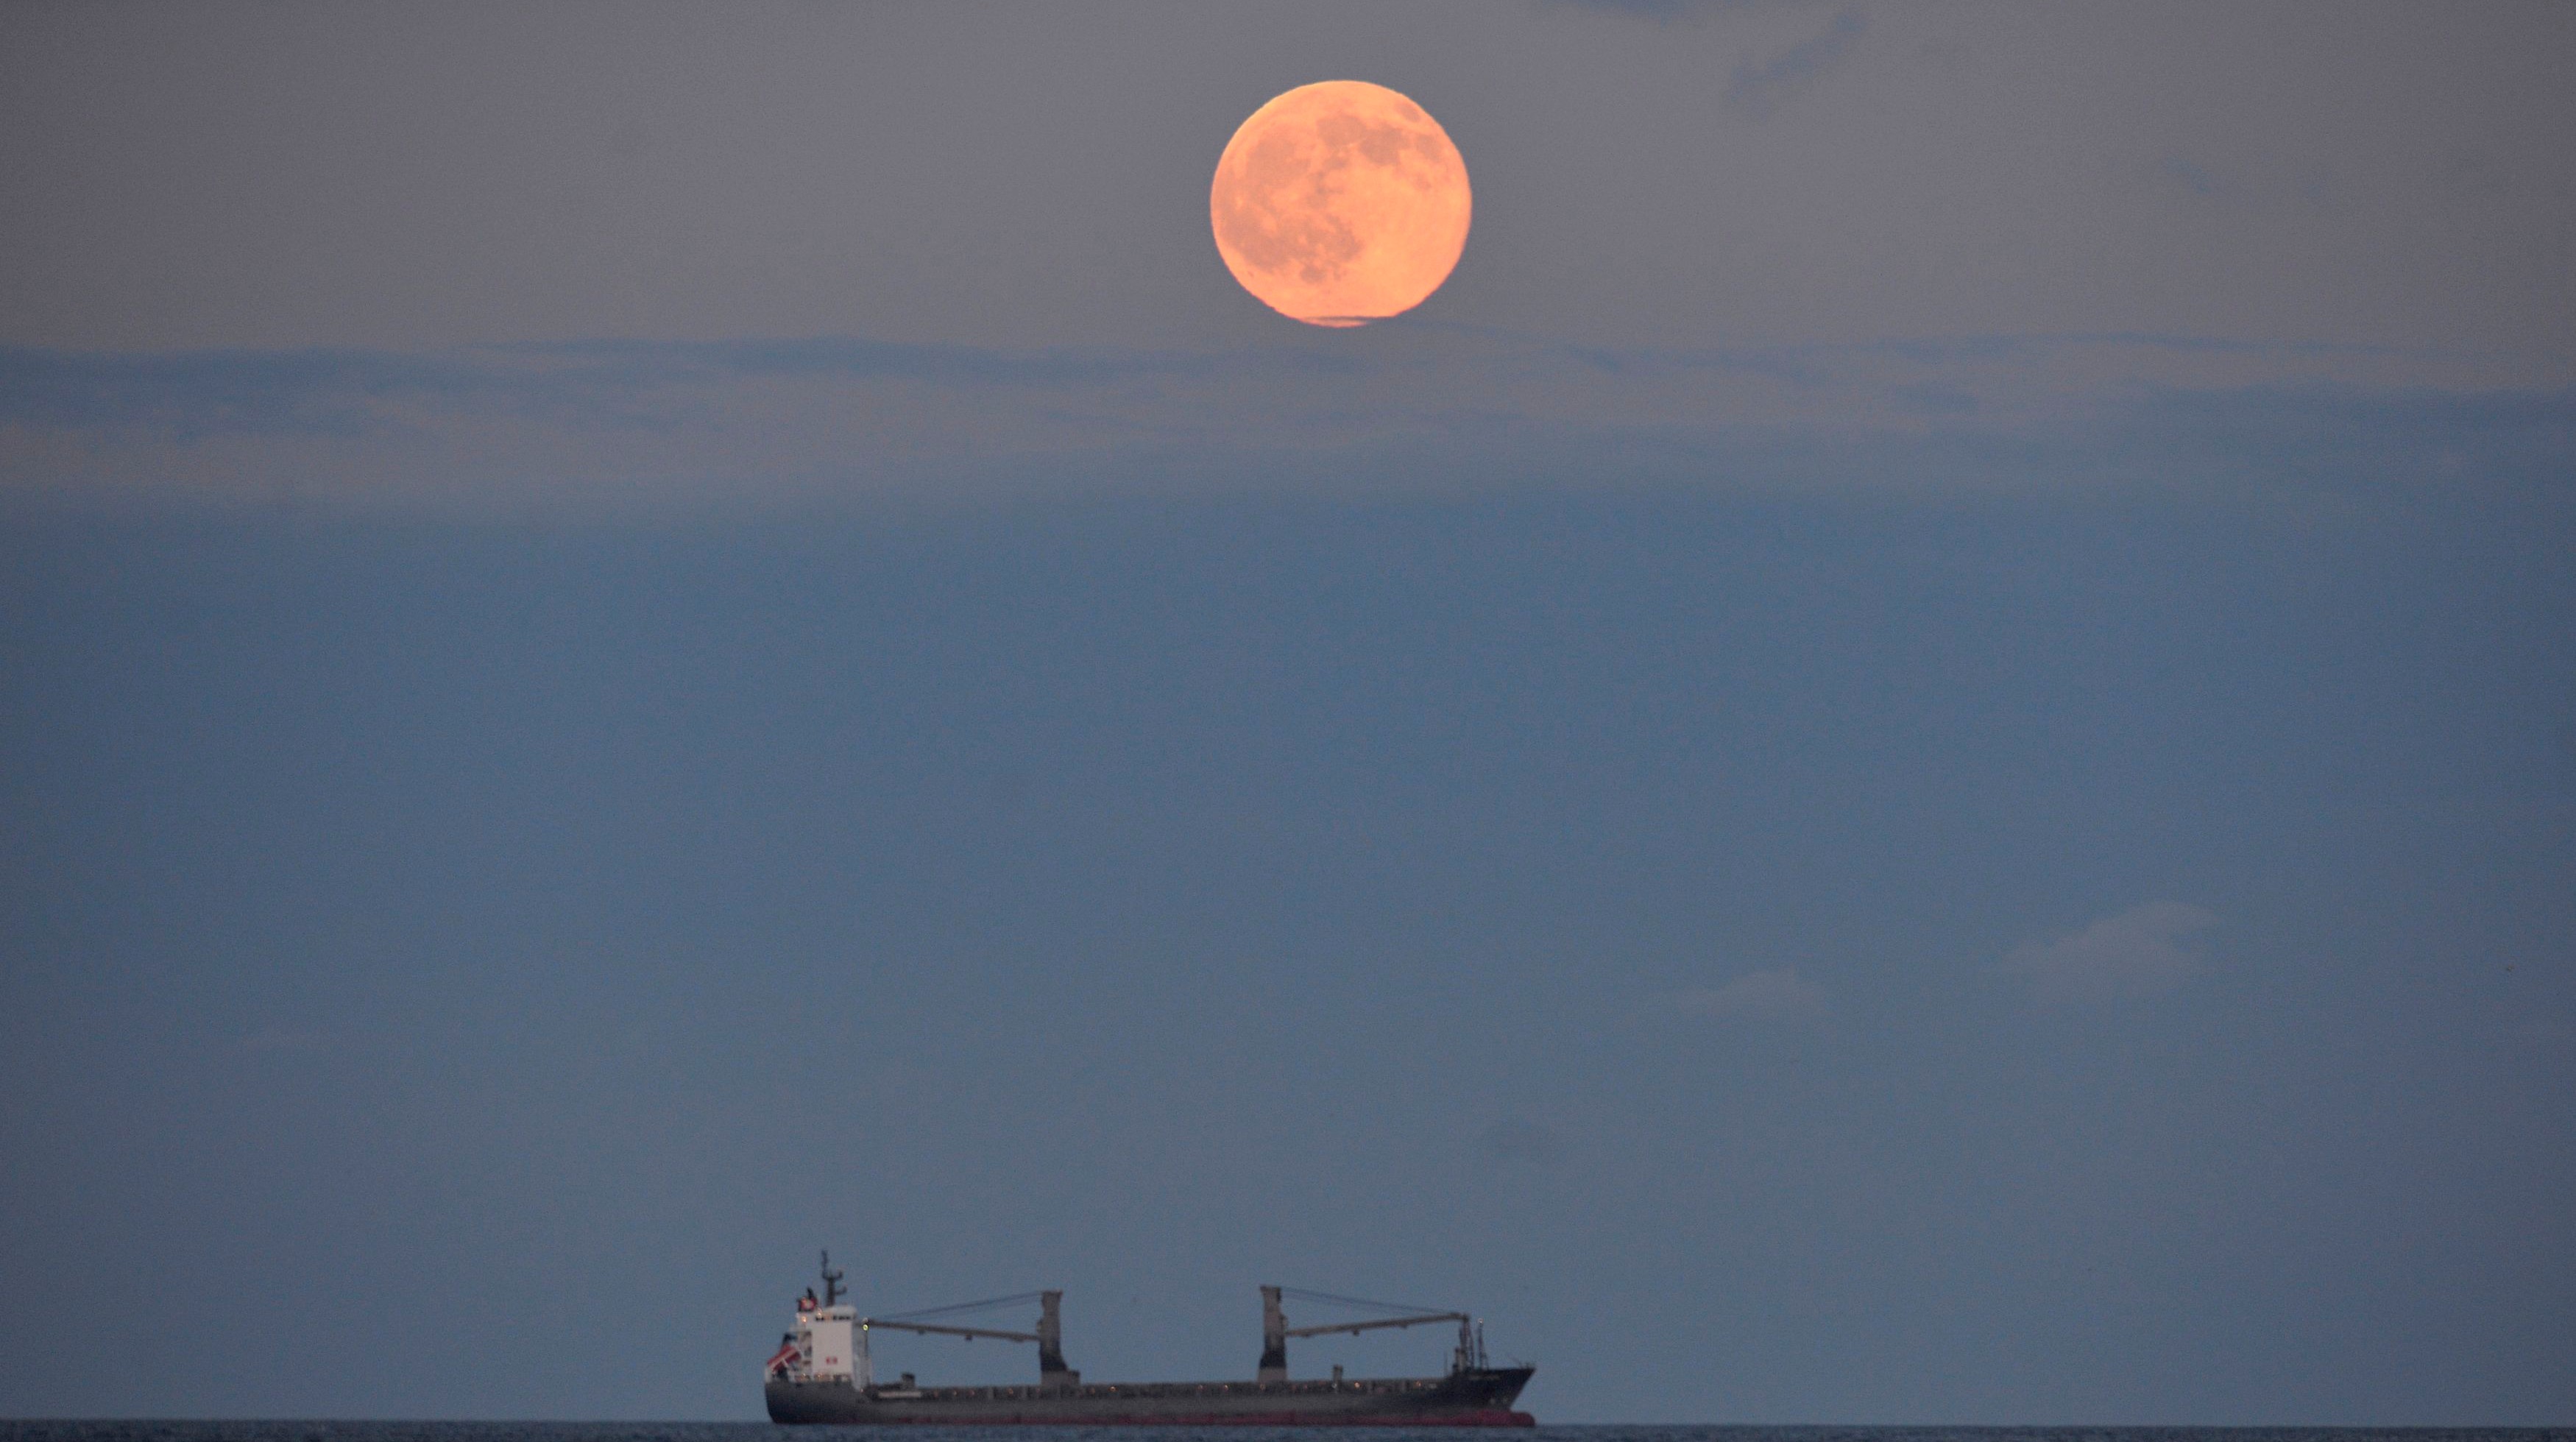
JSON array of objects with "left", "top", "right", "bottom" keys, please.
[{"left": 820, "top": 1251, "right": 846, "bottom": 1309}]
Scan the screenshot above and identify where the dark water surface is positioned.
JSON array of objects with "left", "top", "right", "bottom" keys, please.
[{"left": 5, "top": 1428, "right": 2570, "bottom": 1442}]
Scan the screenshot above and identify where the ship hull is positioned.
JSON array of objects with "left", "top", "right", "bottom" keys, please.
[{"left": 767, "top": 1367, "right": 1536, "bottom": 1427}]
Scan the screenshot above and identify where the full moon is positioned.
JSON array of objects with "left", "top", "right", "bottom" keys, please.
[{"left": 1210, "top": 81, "right": 1472, "bottom": 328}]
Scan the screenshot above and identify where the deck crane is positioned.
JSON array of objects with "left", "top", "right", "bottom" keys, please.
[
  {"left": 856, "top": 1290, "right": 1078, "bottom": 1391},
  {"left": 1259, "top": 1286, "right": 1488, "bottom": 1382}
]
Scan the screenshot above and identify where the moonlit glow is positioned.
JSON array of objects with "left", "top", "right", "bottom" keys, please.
[{"left": 1210, "top": 81, "right": 1473, "bottom": 328}]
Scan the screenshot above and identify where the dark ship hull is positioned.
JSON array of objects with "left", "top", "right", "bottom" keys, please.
[
  {"left": 765, "top": 1264, "right": 1532, "bottom": 1426},
  {"left": 767, "top": 1366, "right": 1536, "bottom": 1426}
]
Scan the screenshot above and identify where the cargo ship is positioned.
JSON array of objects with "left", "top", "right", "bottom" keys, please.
[{"left": 764, "top": 1254, "right": 1535, "bottom": 1426}]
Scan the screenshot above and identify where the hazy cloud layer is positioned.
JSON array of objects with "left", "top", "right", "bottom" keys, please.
[
  {"left": 2006, "top": 902, "right": 2220, "bottom": 1007},
  {"left": 8, "top": 333, "right": 2569, "bottom": 513}
]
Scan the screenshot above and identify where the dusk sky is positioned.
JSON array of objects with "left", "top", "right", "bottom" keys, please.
[{"left": 4, "top": 1, "right": 2572, "bottom": 1427}]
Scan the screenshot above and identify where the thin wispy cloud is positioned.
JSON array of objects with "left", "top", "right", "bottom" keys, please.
[
  {"left": 1478, "top": 1116, "right": 1568, "bottom": 1164},
  {"left": 1670, "top": 967, "right": 1828, "bottom": 1021},
  {"left": 2164, "top": 157, "right": 2226, "bottom": 199},
  {"left": 1542, "top": 0, "right": 1804, "bottom": 22},
  {"left": 1723, "top": 8, "right": 1867, "bottom": 121},
  {"left": 4, "top": 335, "right": 2566, "bottom": 513},
  {"left": 5, "top": 332, "right": 2545, "bottom": 444},
  {"left": 2005, "top": 902, "right": 2218, "bottom": 1007},
  {"left": 240, "top": 1025, "right": 343, "bottom": 1054},
  {"left": 0, "top": 346, "right": 537, "bottom": 442},
  {"left": 2512, "top": 1016, "right": 2575, "bottom": 1047}
]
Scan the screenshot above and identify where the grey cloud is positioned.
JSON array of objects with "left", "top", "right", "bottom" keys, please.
[
  {"left": 2006, "top": 902, "right": 2218, "bottom": 1007},
  {"left": 1723, "top": 7, "right": 1867, "bottom": 121},
  {"left": 2165, "top": 157, "right": 2226, "bottom": 199}
]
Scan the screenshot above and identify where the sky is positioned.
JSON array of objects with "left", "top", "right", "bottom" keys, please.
[{"left": 2, "top": 0, "right": 2572, "bottom": 1427}]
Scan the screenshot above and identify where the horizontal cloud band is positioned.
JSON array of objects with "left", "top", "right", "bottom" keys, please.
[{"left": 3, "top": 331, "right": 2569, "bottom": 512}]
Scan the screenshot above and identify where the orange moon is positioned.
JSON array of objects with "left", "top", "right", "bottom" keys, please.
[{"left": 1210, "top": 81, "right": 1472, "bottom": 328}]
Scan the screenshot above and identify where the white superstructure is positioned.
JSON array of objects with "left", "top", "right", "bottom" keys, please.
[
  {"left": 793, "top": 1304, "right": 858, "bottom": 1382},
  {"left": 768, "top": 1251, "right": 866, "bottom": 1387}
]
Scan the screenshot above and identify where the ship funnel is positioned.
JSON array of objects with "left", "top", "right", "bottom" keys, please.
[
  {"left": 1038, "top": 1290, "right": 1078, "bottom": 1391},
  {"left": 1258, "top": 1285, "right": 1288, "bottom": 1383}
]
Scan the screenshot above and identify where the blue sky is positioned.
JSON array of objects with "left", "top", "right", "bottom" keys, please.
[{"left": 2, "top": 0, "right": 2572, "bottom": 1425}]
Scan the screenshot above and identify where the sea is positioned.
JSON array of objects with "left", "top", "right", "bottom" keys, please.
[{"left": 3, "top": 1427, "right": 2569, "bottom": 1442}]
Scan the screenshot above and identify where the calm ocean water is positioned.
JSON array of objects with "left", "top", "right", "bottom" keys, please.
[{"left": 4, "top": 1428, "right": 2571, "bottom": 1442}]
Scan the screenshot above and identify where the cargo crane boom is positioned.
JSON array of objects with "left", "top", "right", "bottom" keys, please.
[
  {"left": 850, "top": 1290, "right": 1078, "bottom": 1392},
  {"left": 860, "top": 1319, "right": 1039, "bottom": 1343},
  {"left": 1281, "top": 1311, "right": 1468, "bottom": 1340},
  {"left": 1259, "top": 1287, "right": 1490, "bottom": 1382}
]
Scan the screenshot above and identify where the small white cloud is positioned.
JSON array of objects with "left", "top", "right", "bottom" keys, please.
[
  {"left": 1670, "top": 967, "right": 1829, "bottom": 1021},
  {"left": 2005, "top": 902, "right": 2218, "bottom": 1006}
]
